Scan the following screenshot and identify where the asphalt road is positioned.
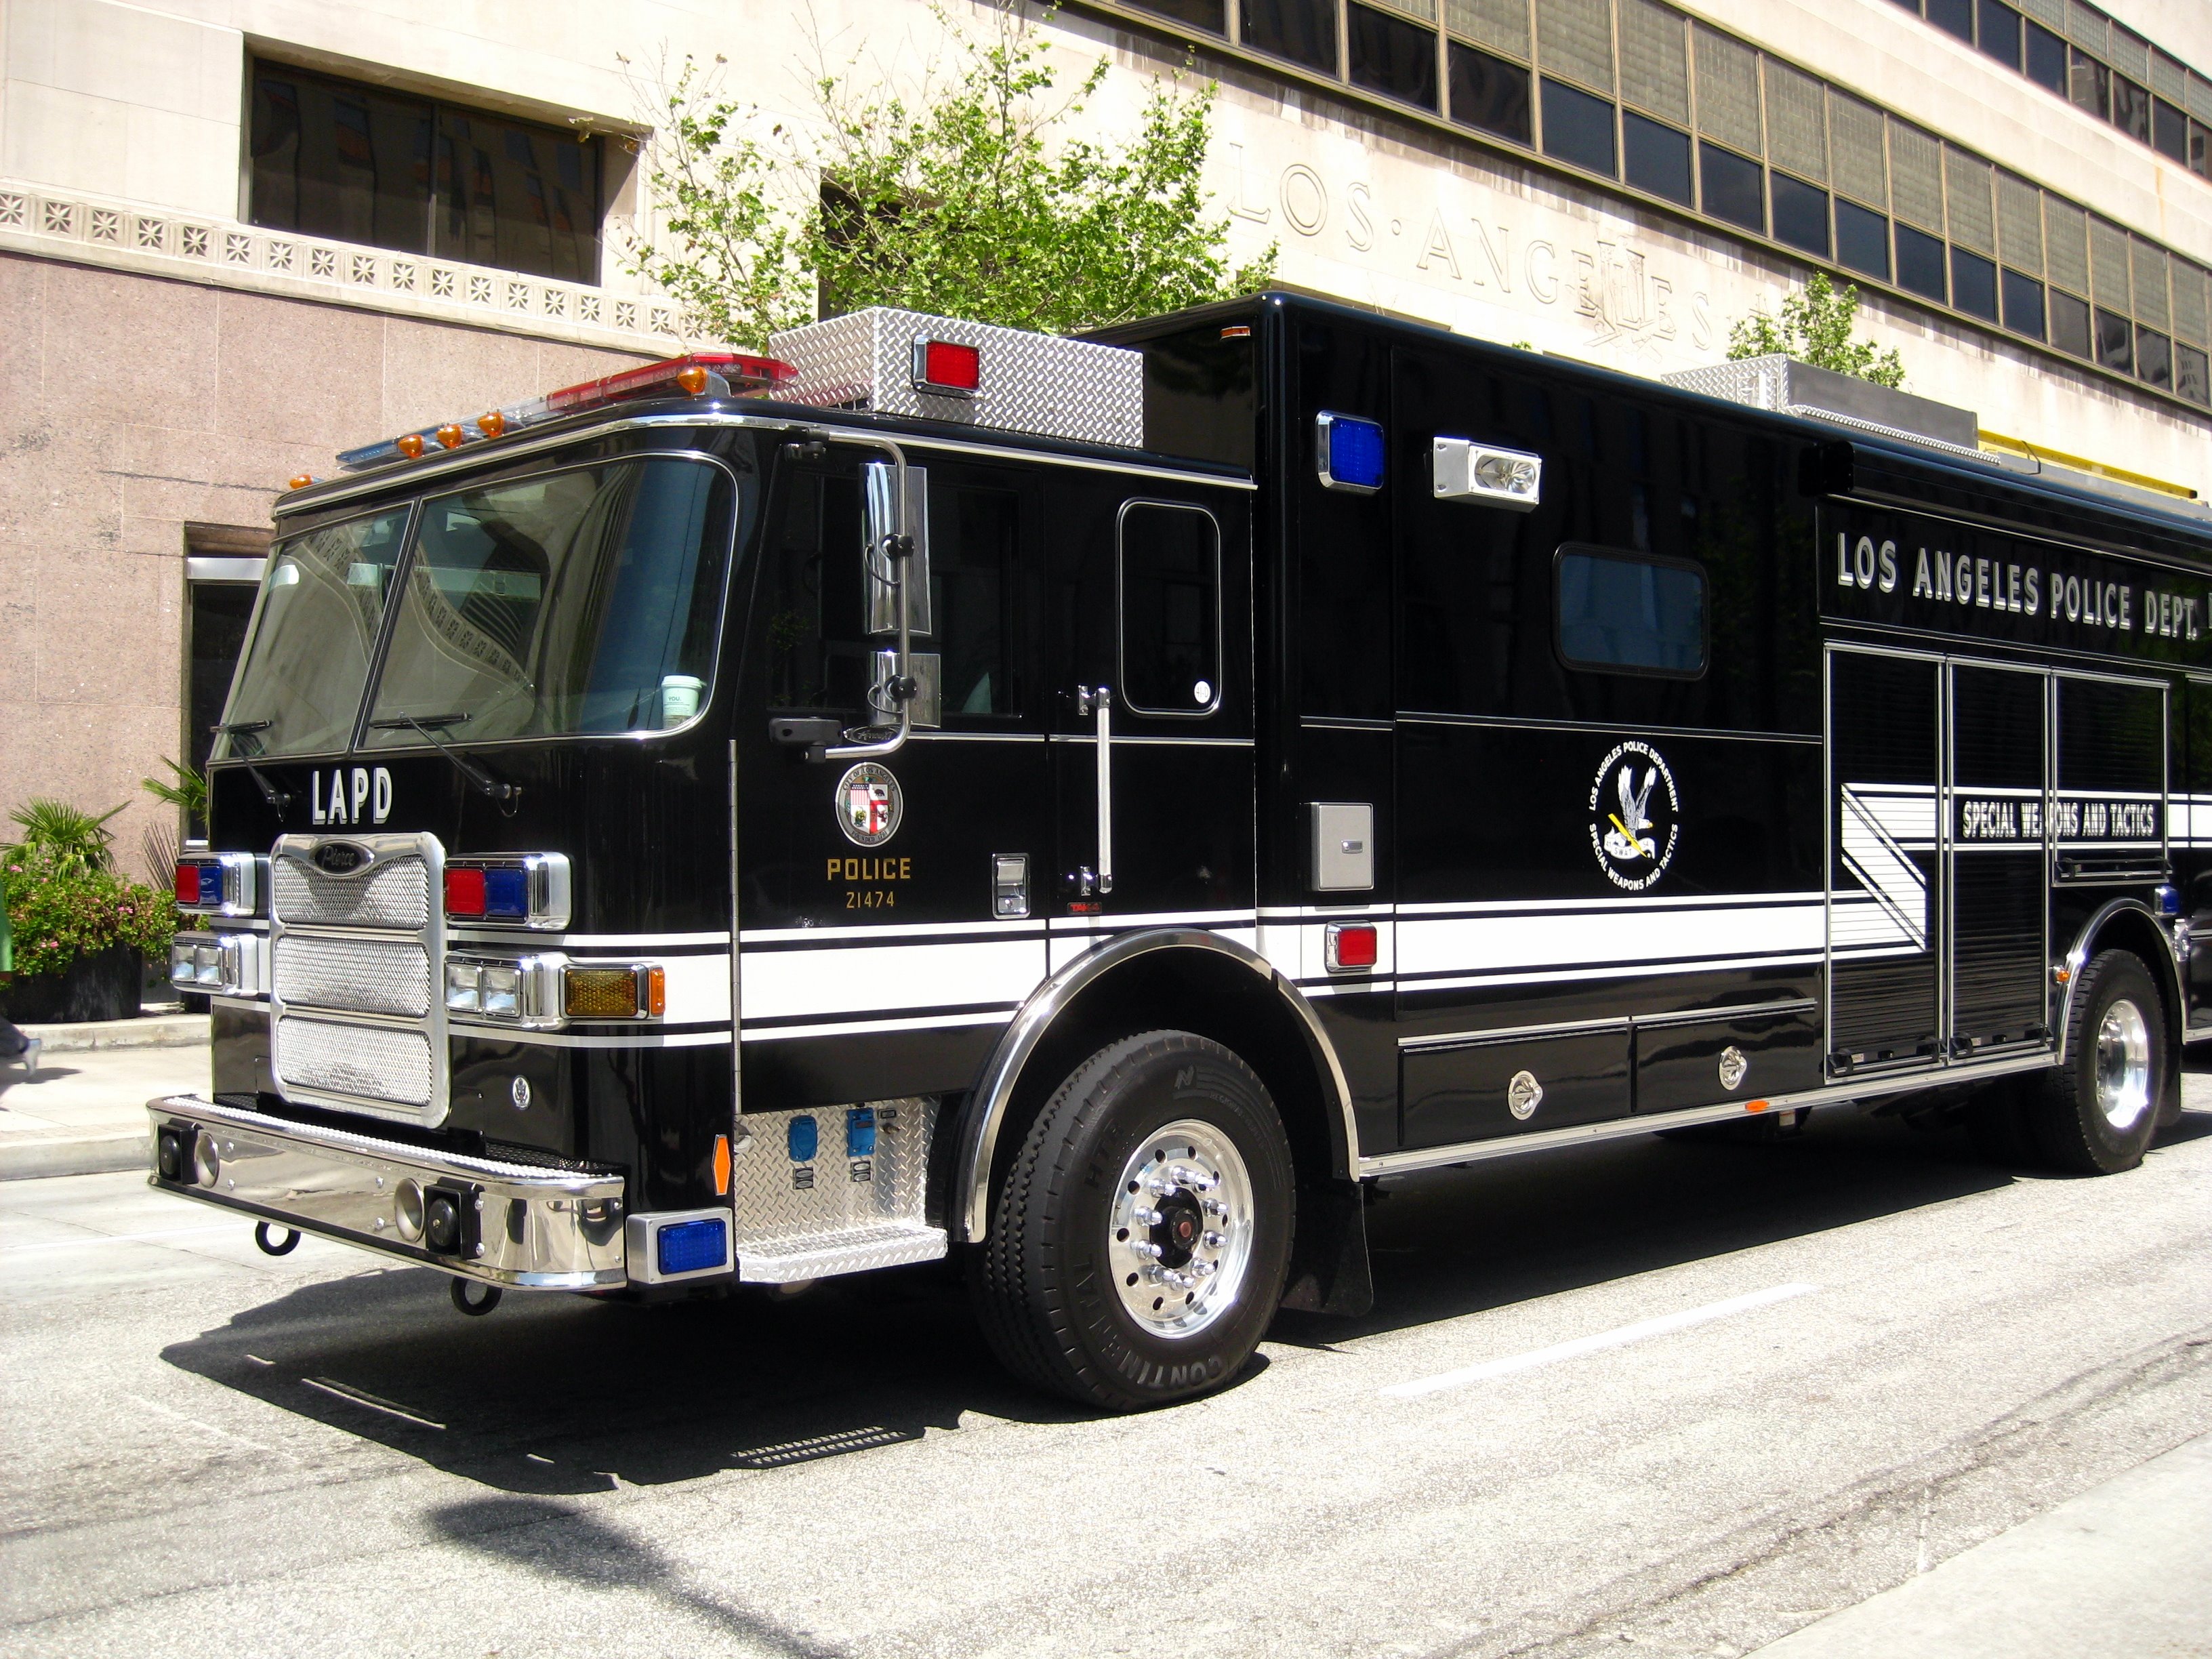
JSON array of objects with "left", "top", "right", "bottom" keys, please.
[{"left": 3, "top": 1086, "right": 2209, "bottom": 1658}]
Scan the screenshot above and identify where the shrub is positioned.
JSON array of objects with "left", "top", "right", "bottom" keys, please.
[{"left": 1, "top": 842, "right": 178, "bottom": 981}]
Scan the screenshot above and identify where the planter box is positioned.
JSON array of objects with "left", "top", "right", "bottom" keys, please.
[{"left": 0, "top": 946, "right": 144, "bottom": 1023}]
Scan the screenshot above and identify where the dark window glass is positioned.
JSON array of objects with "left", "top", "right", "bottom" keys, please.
[
  {"left": 1555, "top": 548, "right": 1706, "bottom": 677},
  {"left": 1836, "top": 198, "right": 1891, "bottom": 280},
  {"left": 188, "top": 581, "right": 260, "bottom": 831},
  {"left": 2112, "top": 75, "right": 2150, "bottom": 142},
  {"left": 1927, "top": 0, "right": 1973, "bottom": 42},
  {"left": 1119, "top": 504, "right": 1222, "bottom": 715},
  {"left": 2049, "top": 289, "right": 2092, "bottom": 356},
  {"left": 1975, "top": 0, "right": 2020, "bottom": 66},
  {"left": 1242, "top": 0, "right": 1338, "bottom": 73},
  {"left": 2136, "top": 327, "right": 2172, "bottom": 388},
  {"left": 1699, "top": 142, "right": 1763, "bottom": 231},
  {"left": 2095, "top": 307, "right": 2134, "bottom": 373},
  {"left": 2070, "top": 49, "right": 2110, "bottom": 119},
  {"left": 1349, "top": 4, "right": 1439, "bottom": 108},
  {"left": 1771, "top": 173, "right": 1830, "bottom": 256},
  {"left": 1449, "top": 42, "right": 1532, "bottom": 143},
  {"left": 2153, "top": 98, "right": 2189, "bottom": 163},
  {"left": 2000, "top": 267, "right": 2045, "bottom": 338},
  {"left": 930, "top": 485, "right": 1020, "bottom": 719},
  {"left": 249, "top": 70, "right": 432, "bottom": 254},
  {"left": 2024, "top": 21, "right": 2068, "bottom": 92},
  {"left": 2178, "top": 343, "right": 2211, "bottom": 407},
  {"left": 1128, "top": 0, "right": 1225, "bottom": 31},
  {"left": 1622, "top": 110, "right": 1692, "bottom": 204},
  {"left": 1951, "top": 247, "right": 1999, "bottom": 320},
  {"left": 2194, "top": 120, "right": 2209, "bottom": 178},
  {"left": 434, "top": 110, "right": 602, "bottom": 283},
  {"left": 1896, "top": 223, "right": 1948, "bottom": 300},
  {"left": 1540, "top": 78, "right": 1617, "bottom": 176}
]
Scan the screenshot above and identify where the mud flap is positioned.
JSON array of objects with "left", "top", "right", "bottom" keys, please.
[{"left": 1278, "top": 1179, "right": 1373, "bottom": 1317}]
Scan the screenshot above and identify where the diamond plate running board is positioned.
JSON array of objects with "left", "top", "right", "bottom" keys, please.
[{"left": 737, "top": 1221, "right": 947, "bottom": 1284}]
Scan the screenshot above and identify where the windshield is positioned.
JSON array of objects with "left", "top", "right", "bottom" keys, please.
[
  {"left": 363, "top": 457, "right": 735, "bottom": 745},
  {"left": 214, "top": 508, "right": 409, "bottom": 759}
]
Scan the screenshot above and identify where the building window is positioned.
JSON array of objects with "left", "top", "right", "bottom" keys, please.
[
  {"left": 1925, "top": 0, "right": 1972, "bottom": 45},
  {"left": 2024, "top": 21, "right": 2067, "bottom": 94},
  {"left": 2135, "top": 328, "right": 2172, "bottom": 389},
  {"left": 1622, "top": 110, "right": 1692, "bottom": 205},
  {"left": 2000, "top": 268, "right": 2045, "bottom": 339},
  {"left": 2110, "top": 75, "right": 2151, "bottom": 142},
  {"left": 1896, "top": 224, "right": 1948, "bottom": 302},
  {"left": 1243, "top": 0, "right": 1339, "bottom": 74},
  {"left": 1698, "top": 142, "right": 1762, "bottom": 232},
  {"left": 1950, "top": 247, "right": 1999, "bottom": 321},
  {"left": 2152, "top": 99, "right": 2189, "bottom": 163},
  {"left": 2095, "top": 307, "right": 2134, "bottom": 373},
  {"left": 2049, "top": 289, "right": 2093, "bottom": 358},
  {"left": 1540, "top": 77, "right": 1617, "bottom": 176},
  {"left": 1769, "top": 173, "right": 1830, "bottom": 257},
  {"left": 1128, "top": 0, "right": 1227, "bottom": 31},
  {"left": 249, "top": 60, "right": 604, "bottom": 283},
  {"left": 2070, "top": 50, "right": 2110, "bottom": 121},
  {"left": 2177, "top": 344, "right": 2210, "bottom": 407},
  {"left": 1449, "top": 41, "right": 1533, "bottom": 143},
  {"left": 1349, "top": 3, "right": 1439, "bottom": 109},
  {"left": 1835, "top": 199, "right": 1890, "bottom": 281},
  {"left": 1975, "top": 0, "right": 2020, "bottom": 70}
]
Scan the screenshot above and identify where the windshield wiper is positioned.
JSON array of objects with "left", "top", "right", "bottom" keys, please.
[
  {"left": 209, "top": 719, "right": 292, "bottom": 808},
  {"left": 367, "top": 713, "right": 518, "bottom": 804}
]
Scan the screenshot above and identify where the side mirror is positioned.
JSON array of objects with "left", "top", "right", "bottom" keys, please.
[{"left": 861, "top": 461, "right": 931, "bottom": 637}]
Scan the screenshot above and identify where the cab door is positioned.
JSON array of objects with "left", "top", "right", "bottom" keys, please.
[{"left": 1049, "top": 481, "right": 1254, "bottom": 961}]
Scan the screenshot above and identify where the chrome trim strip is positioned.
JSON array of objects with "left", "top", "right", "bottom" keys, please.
[
  {"left": 1631, "top": 997, "right": 1820, "bottom": 1030},
  {"left": 956, "top": 928, "right": 1357, "bottom": 1241},
  {"left": 1399, "top": 1015, "right": 1632, "bottom": 1052},
  {"left": 1356, "top": 1049, "right": 2058, "bottom": 1176}
]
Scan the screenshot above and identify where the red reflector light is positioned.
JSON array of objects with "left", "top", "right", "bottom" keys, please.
[
  {"left": 541, "top": 352, "right": 798, "bottom": 415},
  {"left": 1327, "top": 923, "right": 1378, "bottom": 971},
  {"left": 913, "top": 339, "right": 981, "bottom": 394},
  {"left": 174, "top": 864, "right": 199, "bottom": 904},
  {"left": 444, "top": 867, "right": 487, "bottom": 918}
]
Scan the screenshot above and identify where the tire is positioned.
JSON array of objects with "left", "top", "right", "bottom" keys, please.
[
  {"left": 2022, "top": 949, "right": 2167, "bottom": 1175},
  {"left": 971, "top": 1030, "right": 1295, "bottom": 1412}
]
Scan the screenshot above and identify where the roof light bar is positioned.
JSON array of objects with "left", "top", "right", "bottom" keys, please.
[{"left": 326, "top": 352, "right": 798, "bottom": 477}]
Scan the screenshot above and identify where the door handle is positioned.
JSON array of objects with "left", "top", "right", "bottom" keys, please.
[{"left": 1076, "top": 685, "right": 1114, "bottom": 897}]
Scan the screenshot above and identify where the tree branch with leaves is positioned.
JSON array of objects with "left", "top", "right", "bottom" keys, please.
[{"left": 1727, "top": 272, "right": 1905, "bottom": 388}]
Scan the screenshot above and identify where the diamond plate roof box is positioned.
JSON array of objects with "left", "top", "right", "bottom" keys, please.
[
  {"left": 768, "top": 308, "right": 1145, "bottom": 448},
  {"left": 1662, "top": 355, "right": 1980, "bottom": 453}
]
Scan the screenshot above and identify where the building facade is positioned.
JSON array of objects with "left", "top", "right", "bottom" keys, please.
[{"left": 0, "top": 0, "right": 2206, "bottom": 869}]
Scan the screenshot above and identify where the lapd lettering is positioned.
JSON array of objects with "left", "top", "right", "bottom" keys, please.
[
  {"left": 826, "top": 857, "right": 913, "bottom": 882},
  {"left": 310, "top": 766, "right": 393, "bottom": 825}
]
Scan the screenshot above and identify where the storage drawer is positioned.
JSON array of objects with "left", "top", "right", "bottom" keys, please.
[
  {"left": 1633, "top": 1002, "right": 1821, "bottom": 1114},
  {"left": 1400, "top": 1022, "right": 1631, "bottom": 1146}
]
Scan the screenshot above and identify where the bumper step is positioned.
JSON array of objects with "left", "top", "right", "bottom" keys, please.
[{"left": 737, "top": 1221, "right": 947, "bottom": 1284}]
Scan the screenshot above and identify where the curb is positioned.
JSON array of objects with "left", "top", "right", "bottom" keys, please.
[
  {"left": 0, "top": 1131, "right": 149, "bottom": 1182},
  {"left": 18, "top": 1015, "right": 209, "bottom": 1054}
]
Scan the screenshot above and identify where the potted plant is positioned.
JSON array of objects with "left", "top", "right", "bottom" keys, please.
[{"left": 0, "top": 800, "right": 179, "bottom": 1024}]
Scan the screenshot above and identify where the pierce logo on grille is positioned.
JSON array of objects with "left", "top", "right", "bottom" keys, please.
[{"left": 314, "top": 842, "right": 370, "bottom": 876}]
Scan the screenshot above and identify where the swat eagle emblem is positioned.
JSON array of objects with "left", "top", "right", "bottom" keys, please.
[{"left": 1588, "top": 741, "right": 1679, "bottom": 890}]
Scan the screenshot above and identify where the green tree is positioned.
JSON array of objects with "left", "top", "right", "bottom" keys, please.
[
  {"left": 5, "top": 798, "right": 124, "bottom": 876},
  {"left": 625, "top": 4, "right": 1274, "bottom": 346},
  {"left": 1727, "top": 272, "right": 1905, "bottom": 388}
]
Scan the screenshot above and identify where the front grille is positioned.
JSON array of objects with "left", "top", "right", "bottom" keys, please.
[{"left": 269, "top": 834, "right": 447, "bottom": 1126}]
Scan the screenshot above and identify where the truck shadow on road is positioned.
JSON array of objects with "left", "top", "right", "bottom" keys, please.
[{"left": 159, "top": 1106, "right": 2211, "bottom": 1494}]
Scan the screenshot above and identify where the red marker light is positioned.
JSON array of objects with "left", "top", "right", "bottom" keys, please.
[
  {"left": 1326, "top": 923, "right": 1378, "bottom": 971},
  {"left": 445, "top": 867, "right": 487, "bottom": 918},
  {"left": 913, "top": 339, "right": 981, "bottom": 395},
  {"left": 174, "top": 863, "right": 199, "bottom": 904}
]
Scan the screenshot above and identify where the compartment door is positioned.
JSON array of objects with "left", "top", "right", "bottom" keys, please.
[
  {"left": 1946, "top": 662, "right": 2051, "bottom": 1055},
  {"left": 1826, "top": 649, "right": 1942, "bottom": 1073},
  {"left": 2053, "top": 674, "right": 2168, "bottom": 882}
]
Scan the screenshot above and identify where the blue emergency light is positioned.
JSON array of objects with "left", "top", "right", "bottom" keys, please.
[
  {"left": 656, "top": 1216, "right": 729, "bottom": 1277},
  {"left": 1317, "top": 412, "right": 1385, "bottom": 492}
]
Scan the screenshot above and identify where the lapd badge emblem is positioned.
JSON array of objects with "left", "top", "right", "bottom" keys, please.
[
  {"left": 1589, "top": 741, "right": 1679, "bottom": 891},
  {"left": 836, "top": 762, "right": 903, "bottom": 848}
]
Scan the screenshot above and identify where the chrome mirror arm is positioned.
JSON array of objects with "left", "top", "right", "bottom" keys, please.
[{"left": 821, "top": 430, "right": 916, "bottom": 762}]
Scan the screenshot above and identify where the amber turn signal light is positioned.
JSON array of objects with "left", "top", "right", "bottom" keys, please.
[
  {"left": 674, "top": 364, "right": 710, "bottom": 396},
  {"left": 478, "top": 410, "right": 506, "bottom": 438},
  {"left": 395, "top": 432, "right": 426, "bottom": 458},
  {"left": 435, "top": 423, "right": 465, "bottom": 450},
  {"left": 287, "top": 473, "right": 314, "bottom": 490}
]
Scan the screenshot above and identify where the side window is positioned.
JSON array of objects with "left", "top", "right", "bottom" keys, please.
[
  {"left": 928, "top": 482, "right": 1019, "bottom": 720},
  {"left": 1555, "top": 545, "right": 1707, "bottom": 678},
  {"left": 1118, "top": 501, "right": 1222, "bottom": 716}
]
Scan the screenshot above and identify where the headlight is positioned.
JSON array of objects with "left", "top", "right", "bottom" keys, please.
[
  {"left": 445, "top": 959, "right": 483, "bottom": 1015},
  {"left": 480, "top": 963, "right": 521, "bottom": 1019},
  {"left": 444, "top": 955, "right": 562, "bottom": 1026}
]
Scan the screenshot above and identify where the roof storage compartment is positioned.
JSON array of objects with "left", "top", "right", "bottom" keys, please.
[
  {"left": 1662, "top": 353, "right": 1984, "bottom": 456},
  {"left": 769, "top": 306, "right": 1145, "bottom": 448}
]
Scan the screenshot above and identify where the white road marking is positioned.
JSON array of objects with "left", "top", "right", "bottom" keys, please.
[
  {"left": 0, "top": 1222, "right": 239, "bottom": 1254},
  {"left": 1382, "top": 1282, "right": 1820, "bottom": 1399}
]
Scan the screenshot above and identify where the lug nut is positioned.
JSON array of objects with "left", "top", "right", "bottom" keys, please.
[
  {"left": 1202, "top": 1231, "right": 1226, "bottom": 1250},
  {"left": 1130, "top": 1240, "right": 1162, "bottom": 1260}
]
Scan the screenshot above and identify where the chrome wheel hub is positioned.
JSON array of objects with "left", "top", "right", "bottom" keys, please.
[
  {"left": 2094, "top": 997, "right": 2152, "bottom": 1132},
  {"left": 1107, "top": 1119, "right": 1254, "bottom": 1338}
]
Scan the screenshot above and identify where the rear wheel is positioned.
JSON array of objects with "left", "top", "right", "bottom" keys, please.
[
  {"left": 971, "top": 1030, "right": 1294, "bottom": 1411},
  {"left": 2022, "top": 949, "right": 2165, "bottom": 1175}
]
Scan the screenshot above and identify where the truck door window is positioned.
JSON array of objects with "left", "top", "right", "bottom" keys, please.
[
  {"left": 1118, "top": 501, "right": 1223, "bottom": 715},
  {"left": 1554, "top": 546, "right": 1707, "bottom": 678}
]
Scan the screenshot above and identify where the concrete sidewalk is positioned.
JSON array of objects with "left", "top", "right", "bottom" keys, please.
[
  {"left": 1750, "top": 1429, "right": 2212, "bottom": 1657},
  {"left": 0, "top": 1028, "right": 209, "bottom": 1180}
]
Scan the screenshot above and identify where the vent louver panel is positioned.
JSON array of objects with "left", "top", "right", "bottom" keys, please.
[
  {"left": 2091, "top": 218, "right": 2132, "bottom": 309},
  {"left": 1617, "top": 0, "right": 1687, "bottom": 124},
  {"left": 2045, "top": 199, "right": 2090, "bottom": 295},
  {"left": 1446, "top": 0, "right": 1531, "bottom": 58},
  {"left": 1695, "top": 26, "right": 1761, "bottom": 155},
  {"left": 1536, "top": 0, "right": 1614, "bottom": 94},
  {"left": 1888, "top": 121, "right": 1944, "bottom": 233},
  {"left": 2132, "top": 241, "right": 2169, "bottom": 331},
  {"left": 1764, "top": 58, "right": 1826, "bottom": 184},
  {"left": 1996, "top": 173, "right": 2043, "bottom": 276},
  {"left": 1944, "top": 147, "right": 1994, "bottom": 255},
  {"left": 1828, "top": 91, "right": 1886, "bottom": 209}
]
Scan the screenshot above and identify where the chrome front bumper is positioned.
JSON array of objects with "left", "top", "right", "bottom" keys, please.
[{"left": 146, "top": 1094, "right": 627, "bottom": 1289}]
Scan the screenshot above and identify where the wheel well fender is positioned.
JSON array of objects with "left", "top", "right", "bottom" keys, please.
[
  {"left": 950, "top": 930, "right": 1356, "bottom": 1242},
  {"left": 2059, "top": 899, "right": 2184, "bottom": 1068}
]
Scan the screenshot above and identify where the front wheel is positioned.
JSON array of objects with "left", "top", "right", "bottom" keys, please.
[
  {"left": 2023, "top": 949, "right": 2167, "bottom": 1175},
  {"left": 971, "top": 1030, "right": 1294, "bottom": 1411}
]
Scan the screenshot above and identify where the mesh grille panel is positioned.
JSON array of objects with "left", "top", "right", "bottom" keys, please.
[
  {"left": 2132, "top": 240, "right": 2169, "bottom": 329},
  {"left": 2066, "top": 1, "right": 2106, "bottom": 54},
  {"left": 2091, "top": 218, "right": 2131, "bottom": 308},
  {"left": 276, "top": 1017, "right": 434, "bottom": 1109},
  {"left": 2190, "top": 73, "right": 2212, "bottom": 123},
  {"left": 1887, "top": 121, "right": 1944, "bottom": 233},
  {"left": 1996, "top": 173, "right": 2043, "bottom": 276},
  {"left": 1535, "top": 0, "right": 1614, "bottom": 93},
  {"left": 1616, "top": 0, "right": 1685, "bottom": 123},
  {"left": 2152, "top": 54, "right": 2186, "bottom": 104},
  {"left": 1368, "top": 0, "right": 1437, "bottom": 18},
  {"left": 1944, "top": 147, "right": 1994, "bottom": 254},
  {"left": 2018, "top": 0, "right": 2063, "bottom": 26},
  {"left": 2045, "top": 197, "right": 2089, "bottom": 293},
  {"left": 1763, "top": 58, "right": 1826, "bottom": 183},
  {"left": 272, "top": 858, "right": 430, "bottom": 931},
  {"left": 1828, "top": 91, "right": 1885, "bottom": 208},
  {"left": 2176, "top": 263, "right": 2207, "bottom": 348},
  {"left": 275, "top": 934, "right": 431, "bottom": 1018},
  {"left": 2107, "top": 26, "right": 2148, "bottom": 84},
  {"left": 1695, "top": 26, "right": 1761, "bottom": 155},
  {"left": 1446, "top": 0, "right": 1530, "bottom": 58}
]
